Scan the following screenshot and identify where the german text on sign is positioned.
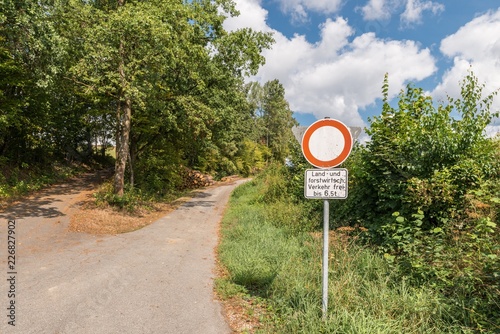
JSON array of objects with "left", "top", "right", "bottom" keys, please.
[{"left": 304, "top": 168, "right": 348, "bottom": 199}]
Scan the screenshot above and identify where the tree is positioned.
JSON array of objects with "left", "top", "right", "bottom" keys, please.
[
  {"left": 0, "top": 35, "right": 25, "bottom": 158},
  {"left": 0, "top": 0, "right": 275, "bottom": 195},
  {"left": 340, "top": 72, "right": 500, "bottom": 331},
  {"left": 0, "top": 0, "right": 83, "bottom": 165},
  {"left": 352, "top": 72, "right": 499, "bottom": 229},
  {"left": 68, "top": 0, "right": 273, "bottom": 195},
  {"left": 245, "top": 80, "right": 298, "bottom": 162},
  {"left": 262, "top": 80, "right": 298, "bottom": 162}
]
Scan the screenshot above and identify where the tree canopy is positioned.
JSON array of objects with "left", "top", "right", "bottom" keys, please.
[{"left": 1, "top": 0, "right": 299, "bottom": 197}]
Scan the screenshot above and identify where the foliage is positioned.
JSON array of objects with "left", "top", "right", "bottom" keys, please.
[
  {"left": 350, "top": 73, "right": 498, "bottom": 229},
  {"left": 245, "top": 80, "right": 299, "bottom": 162},
  {"left": 326, "top": 72, "right": 500, "bottom": 332},
  {"left": 232, "top": 139, "right": 271, "bottom": 177},
  {"left": 65, "top": 0, "right": 274, "bottom": 195},
  {"left": 0, "top": 0, "right": 279, "bottom": 200},
  {"left": 252, "top": 72, "right": 500, "bottom": 332},
  {"left": 93, "top": 181, "right": 153, "bottom": 212}
]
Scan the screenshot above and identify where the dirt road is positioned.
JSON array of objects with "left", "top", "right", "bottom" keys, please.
[{"left": 0, "top": 175, "right": 244, "bottom": 333}]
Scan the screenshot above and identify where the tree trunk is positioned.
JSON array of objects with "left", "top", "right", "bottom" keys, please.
[
  {"left": 114, "top": 34, "right": 131, "bottom": 196},
  {"left": 114, "top": 97, "right": 131, "bottom": 196}
]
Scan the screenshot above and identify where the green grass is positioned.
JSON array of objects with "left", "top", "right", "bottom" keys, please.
[{"left": 217, "top": 178, "right": 469, "bottom": 333}]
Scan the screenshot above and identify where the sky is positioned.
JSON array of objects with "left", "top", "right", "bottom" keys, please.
[{"left": 222, "top": 0, "right": 500, "bottom": 139}]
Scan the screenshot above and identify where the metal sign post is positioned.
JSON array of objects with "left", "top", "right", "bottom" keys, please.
[
  {"left": 300, "top": 118, "right": 353, "bottom": 319},
  {"left": 322, "top": 199, "right": 329, "bottom": 317}
]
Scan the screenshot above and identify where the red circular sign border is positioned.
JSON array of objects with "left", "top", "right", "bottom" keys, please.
[{"left": 301, "top": 119, "right": 353, "bottom": 168}]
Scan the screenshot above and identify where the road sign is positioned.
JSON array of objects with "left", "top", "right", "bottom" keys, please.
[
  {"left": 301, "top": 119, "right": 353, "bottom": 168},
  {"left": 300, "top": 119, "right": 353, "bottom": 318},
  {"left": 304, "top": 168, "right": 348, "bottom": 199}
]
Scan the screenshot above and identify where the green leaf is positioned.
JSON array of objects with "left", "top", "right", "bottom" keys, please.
[
  {"left": 432, "top": 227, "right": 442, "bottom": 234},
  {"left": 486, "top": 220, "right": 497, "bottom": 228}
]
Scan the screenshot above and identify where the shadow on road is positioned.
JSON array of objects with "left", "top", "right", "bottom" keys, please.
[{"left": 182, "top": 200, "right": 216, "bottom": 208}]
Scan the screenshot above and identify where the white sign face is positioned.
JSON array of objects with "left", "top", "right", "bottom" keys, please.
[
  {"left": 304, "top": 168, "right": 348, "bottom": 199},
  {"left": 308, "top": 126, "right": 345, "bottom": 162}
]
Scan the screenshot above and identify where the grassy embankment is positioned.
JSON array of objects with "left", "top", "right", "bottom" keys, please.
[
  {"left": 0, "top": 162, "right": 85, "bottom": 208},
  {"left": 216, "top": 171, "right": 470, "bottom": 334},
  {"left": 0, "top": 148, "right": 115, "bottom": 209}
]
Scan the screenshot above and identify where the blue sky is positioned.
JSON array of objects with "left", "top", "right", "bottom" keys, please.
[{"left": 223, "top": 0, "right": 500, "bottom": 138}]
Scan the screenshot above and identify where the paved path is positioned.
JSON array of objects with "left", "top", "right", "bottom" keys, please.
[{"left": 0, "top": 178, "right": 243, "bottom": 333}]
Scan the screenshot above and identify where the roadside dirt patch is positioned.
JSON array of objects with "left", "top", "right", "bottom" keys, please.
[
  {"left": 69, "top": 195, "right": 189, "bottom": 235},
  {"left": 220, "top": 295, "right": 267, "bottom": 333},
  {"left": 69, "top": 174, "right": 243, "bottom": 235},
  {"left": 214, "top": 264, "right": 267, "bottom": 334}
]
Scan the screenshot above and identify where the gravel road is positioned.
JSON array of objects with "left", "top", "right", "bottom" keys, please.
[{"left": 0, "top": 177, "right": 245, "bottom": 333}]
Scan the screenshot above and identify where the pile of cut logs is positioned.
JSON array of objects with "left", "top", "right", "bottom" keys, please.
[{"left": 180, "top": 167, "right": 215, "bottom": 189}]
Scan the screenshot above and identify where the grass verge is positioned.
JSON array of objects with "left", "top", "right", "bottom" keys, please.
[{"left": 216, "top": 177, "right": 470, "bottom": 333}]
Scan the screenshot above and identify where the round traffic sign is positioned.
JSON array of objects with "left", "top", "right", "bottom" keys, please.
[{"left": 301, "top": 118, "right": 353, "bottom": 168}]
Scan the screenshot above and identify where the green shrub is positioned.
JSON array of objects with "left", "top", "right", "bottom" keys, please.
[
  {"left": 233, "top": 139, "right": 271, "bottom": 176},
  {"left": 93, "top": 181, "right": 156, "bottom": 212}
]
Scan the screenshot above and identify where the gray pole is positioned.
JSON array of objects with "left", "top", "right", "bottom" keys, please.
[{"left": 322, "top": 199, "right": 329, "bottom": 318}]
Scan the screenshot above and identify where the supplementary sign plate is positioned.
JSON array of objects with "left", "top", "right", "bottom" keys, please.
[{"left": 304, "top": 168, "right": 348, "bottom": 199}]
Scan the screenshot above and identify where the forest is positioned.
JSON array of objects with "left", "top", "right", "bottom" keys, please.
[{"left": 0, "top": 0, "right": 296, "bottom": 200}]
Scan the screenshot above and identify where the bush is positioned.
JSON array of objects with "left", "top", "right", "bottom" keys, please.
[
  {"left": 93, "top": 181, "right": 150, "bottom": 212},
  {"left": 326, "top": 72, "right": 500, "bottom": 332}
]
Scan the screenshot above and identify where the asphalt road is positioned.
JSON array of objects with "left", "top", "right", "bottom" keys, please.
[{"left": 0, "top": 178, "right": 245, "bottom": 333}]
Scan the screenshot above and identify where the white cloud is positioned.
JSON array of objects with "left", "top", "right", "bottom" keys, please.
[
  {"left": 223, "top": 0, "right": 499, "bottom": 137},
  {"left": 224, "top": 1, "right": 437, "bottom": 127},
  {"left": 401, "top": 0, "right": 444, "bottom": 26},
  {"left": 276, "top": 0, "right": 343, "bottom": 23},
  {"left": 432, "top": 8, "right": 500, "bottom": 130},
  {"left": 440, "top": 9, "right": 500, "bottom": 62},
  {"left": 276, "top": 31, "right": 436, "bottom": 126},
  {"left": 358, "top": 0, "right": 444, "bottom": 27},
  {"left": 359, "top": 0, "right": 401, "bottom": 21},
  {"left": 222, "top": 0, "right": 271, "bottom": 33}
]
